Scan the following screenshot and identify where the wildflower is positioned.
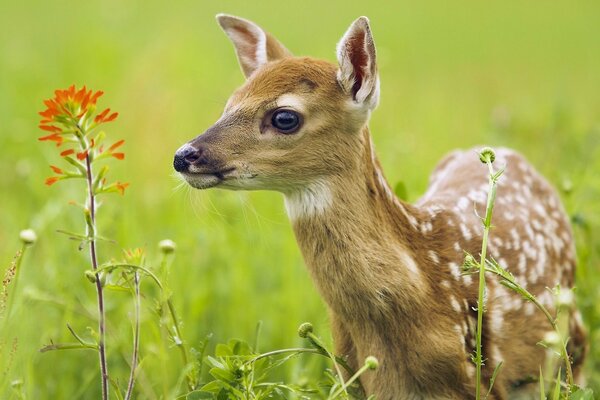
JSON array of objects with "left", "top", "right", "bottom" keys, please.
[
  {"left": 38, "top": 85, "right": 106, "bottom": 129},
  {"left": 38, "top": 86, "right": 127, "bottom": 193}
]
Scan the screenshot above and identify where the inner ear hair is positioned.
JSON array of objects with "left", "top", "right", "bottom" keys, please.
[{"left": 336, "top": 17, "right": 379, "bottom": 107}]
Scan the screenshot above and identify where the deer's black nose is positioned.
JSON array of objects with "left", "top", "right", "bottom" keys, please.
[{"left": 173, "top": 144, "right": 201, "bottom": 172}]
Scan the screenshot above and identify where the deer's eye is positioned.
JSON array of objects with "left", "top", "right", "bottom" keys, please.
[{"left": 271, "top": 109, "right": 301, "bottom": 134}]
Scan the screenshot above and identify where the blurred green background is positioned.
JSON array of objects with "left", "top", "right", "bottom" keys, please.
[{"left": 1, "top": 0, "right": 599, "bottom": 398}]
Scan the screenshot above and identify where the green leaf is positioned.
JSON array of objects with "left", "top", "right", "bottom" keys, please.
[
  {"left": 551, "top": 368, "right": 561, "bottom": 400},
  {"left": 198, "top": 380, "right": 223, "bottom": 394},
  {"left": 209, "top": 367, "right": 236, "bottom": 383}
]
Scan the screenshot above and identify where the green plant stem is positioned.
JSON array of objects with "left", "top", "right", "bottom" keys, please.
[
  {"left": 331, "top": 363, "right": 370, "bottom": 398},
  {"left": 306, "top": 331, "right": 347, "bottom": 395},
  {"left": 475, "top": 158, "right": 498, "bottom": 400},
  {"left": 125, "top": 272, "right": 141, "bottom": 400},
  {"left": 159, "top": 252, "right": 193, "bottom": 390},
  {"left": 245, "top": 347, "right": 355, "bottom": 376},
  {"left": 4, "top": 245, "right": 27, "bottom": 322},
  {"left": 84, "top": 151, "right": 109, "bottom": 400}
]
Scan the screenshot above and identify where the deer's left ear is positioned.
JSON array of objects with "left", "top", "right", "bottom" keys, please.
[
  {"left": 217, "top": 14, "right": 292, "bottom": 79},
  {"left": 336, "top": 17, "right": 379, "bottom": 109}
]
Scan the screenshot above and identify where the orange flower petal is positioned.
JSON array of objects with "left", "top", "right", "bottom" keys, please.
[
  {"left": 39, "top": 124, "right": 61, "bottom": 133},
  {"left": 108, "top": 139, "right": 125, "bottom": 152},
  {"left": 105, "top": 112, "right": 118, "bottom": 122},
  {"left": 60, "top": 149, "right": 75, "bottom": 157},
  {"left": 50, "top": 165, "right": 63, "bottom": 174},
  {"left": 45, "top": 176, "right": 60, "bottom": 186},
  {"left": 39, "top": 133, "right": 63, "bottom": 144},
  {"left": 74, "top": 85, "right": 86, "bottom": 103},
  {"left": 76, "top": 150, "right": 89, "bottom": 160},
  {"left": 81, "top": 89, "right": 93, "bottom": 110},
  {"left": 111, "top": 153, "right": 125, "bottom": 160},
  {"left": 115, "top": 182, "right": 130, "bottom": 195},
  {"left": 94, "top": 108, "right": 110, "bottom": 123},
  {"left": 89, "top": 90, "right": 104, "bottom": 105}
]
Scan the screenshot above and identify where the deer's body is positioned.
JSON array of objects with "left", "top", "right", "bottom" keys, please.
[{"left": 174, "top": 15, "right": 586, "bottom": 399}]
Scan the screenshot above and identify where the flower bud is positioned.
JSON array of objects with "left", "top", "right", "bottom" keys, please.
[
  {"left": 298, "top": 322, "right": 314, "bottom": 338},
  {"left": 479, "top": 147, "right": 496, "bottom": 164},
  {"left": 556, "top": 288, "right": 574, "bottom": 309},
  {"left": 85, "top": 270, "right": 97, "bottom": 283},
  {"left": 543, "top": 331, "right": 560, "bottom": 347},
  {"left": 158, "top": 239, "right": 176, "bottom": 254},
  {"left": 365, "top": 356, "right": 379, "bottom": 370},
  {"left": 19, "top": 229, "right": 37, "bottom": 245}
]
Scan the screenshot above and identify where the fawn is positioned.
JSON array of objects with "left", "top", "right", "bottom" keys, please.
[{"left": 174, "top": 14, "right": 587, "bottom": 399}]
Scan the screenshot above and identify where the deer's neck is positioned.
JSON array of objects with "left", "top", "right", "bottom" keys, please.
[{"left": 284, "top": 127, "right": 431, "bottom": 322}]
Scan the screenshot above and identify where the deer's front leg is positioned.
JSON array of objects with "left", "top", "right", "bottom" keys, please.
[{"left": 330, "top": 313, "right": 358, "bottom": 379}]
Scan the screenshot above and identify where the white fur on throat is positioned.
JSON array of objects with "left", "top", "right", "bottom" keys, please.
[{"left": 284, "top": 181, "right": 333, "bottom": 220}]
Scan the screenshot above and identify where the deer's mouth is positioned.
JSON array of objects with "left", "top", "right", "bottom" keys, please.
[{"left": 180, "top": 167, "right": 236, "bottom": 189}]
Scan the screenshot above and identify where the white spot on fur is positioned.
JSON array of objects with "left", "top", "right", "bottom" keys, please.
[
  {"left": 285, "top": 181, "right": 332, "bottom": 220},
  {"left": 428, "top": 250, "right": 440, "bottom": 263},
  {"left": 457, "top": 197, "right": 469, "bottom": 210},
  {"left": 448, "top": 262, "right": 461, "bottom": 281},
  {"left": 524, "top": 302, "right": 535, "bottom": 315},
  {"left": 450, "top": 296, "right": 461, "bottom": 313},
  {"left": 491, "top": 345, "right": 505, "bottom": 364},
  {"left": 460, "top": 224, "right": 473, "bottom": 241}
]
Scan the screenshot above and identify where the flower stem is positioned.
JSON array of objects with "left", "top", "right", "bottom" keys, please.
[
  {"left": 85, "top": 152, "right": 109, "bottom": 400},
  {"left": 475, "top": 157, "right": 498, "bottom": 400},
  {"left": 125, "top": 272, "right": 140, "bottom": 400}
]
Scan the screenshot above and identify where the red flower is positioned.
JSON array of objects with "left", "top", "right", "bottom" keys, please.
[{"left": 60, "top": 149, "right": 75, "bottom": 157}]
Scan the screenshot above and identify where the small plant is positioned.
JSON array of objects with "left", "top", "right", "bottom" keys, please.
[
  {"left": 192, "top": 322, "right": 374, "bottom": 399},
  {"left": 1, "top": 229, "right": 37, "bottom": 397},
  {"left": 37, "top": 85, "right": 130, "bottom": 399},
  {"left": 463, "top": 147, "right": 594, "bottom": 399}
]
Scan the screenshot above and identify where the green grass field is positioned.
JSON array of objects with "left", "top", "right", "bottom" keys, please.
[{"left": 1, "top": 1, "right": 599, "bottom": 398}]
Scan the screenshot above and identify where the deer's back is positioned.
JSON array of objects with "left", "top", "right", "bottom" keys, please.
[{"left": 414, "top": 147, "right": 585, "bottom": 396}]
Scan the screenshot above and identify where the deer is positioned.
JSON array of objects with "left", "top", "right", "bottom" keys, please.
[{"left": 173, "top": 14, "right": 587, "bottom": 399}]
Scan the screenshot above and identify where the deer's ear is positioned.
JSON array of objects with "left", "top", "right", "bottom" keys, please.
[
  {"left": 216, "top": 14, "right": 292, "bottom": 78},
  {"left": 336, "top": 17, "right": 379, "bottom": 109}
]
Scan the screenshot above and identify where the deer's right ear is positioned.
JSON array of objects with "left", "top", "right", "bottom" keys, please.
[{"left": 216, "top": 14, "right": 292, "bottom": 79}]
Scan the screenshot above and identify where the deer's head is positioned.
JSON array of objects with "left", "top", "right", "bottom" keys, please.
[{"left": 174, "top": 15, "right": 379, "bottom": 193}]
